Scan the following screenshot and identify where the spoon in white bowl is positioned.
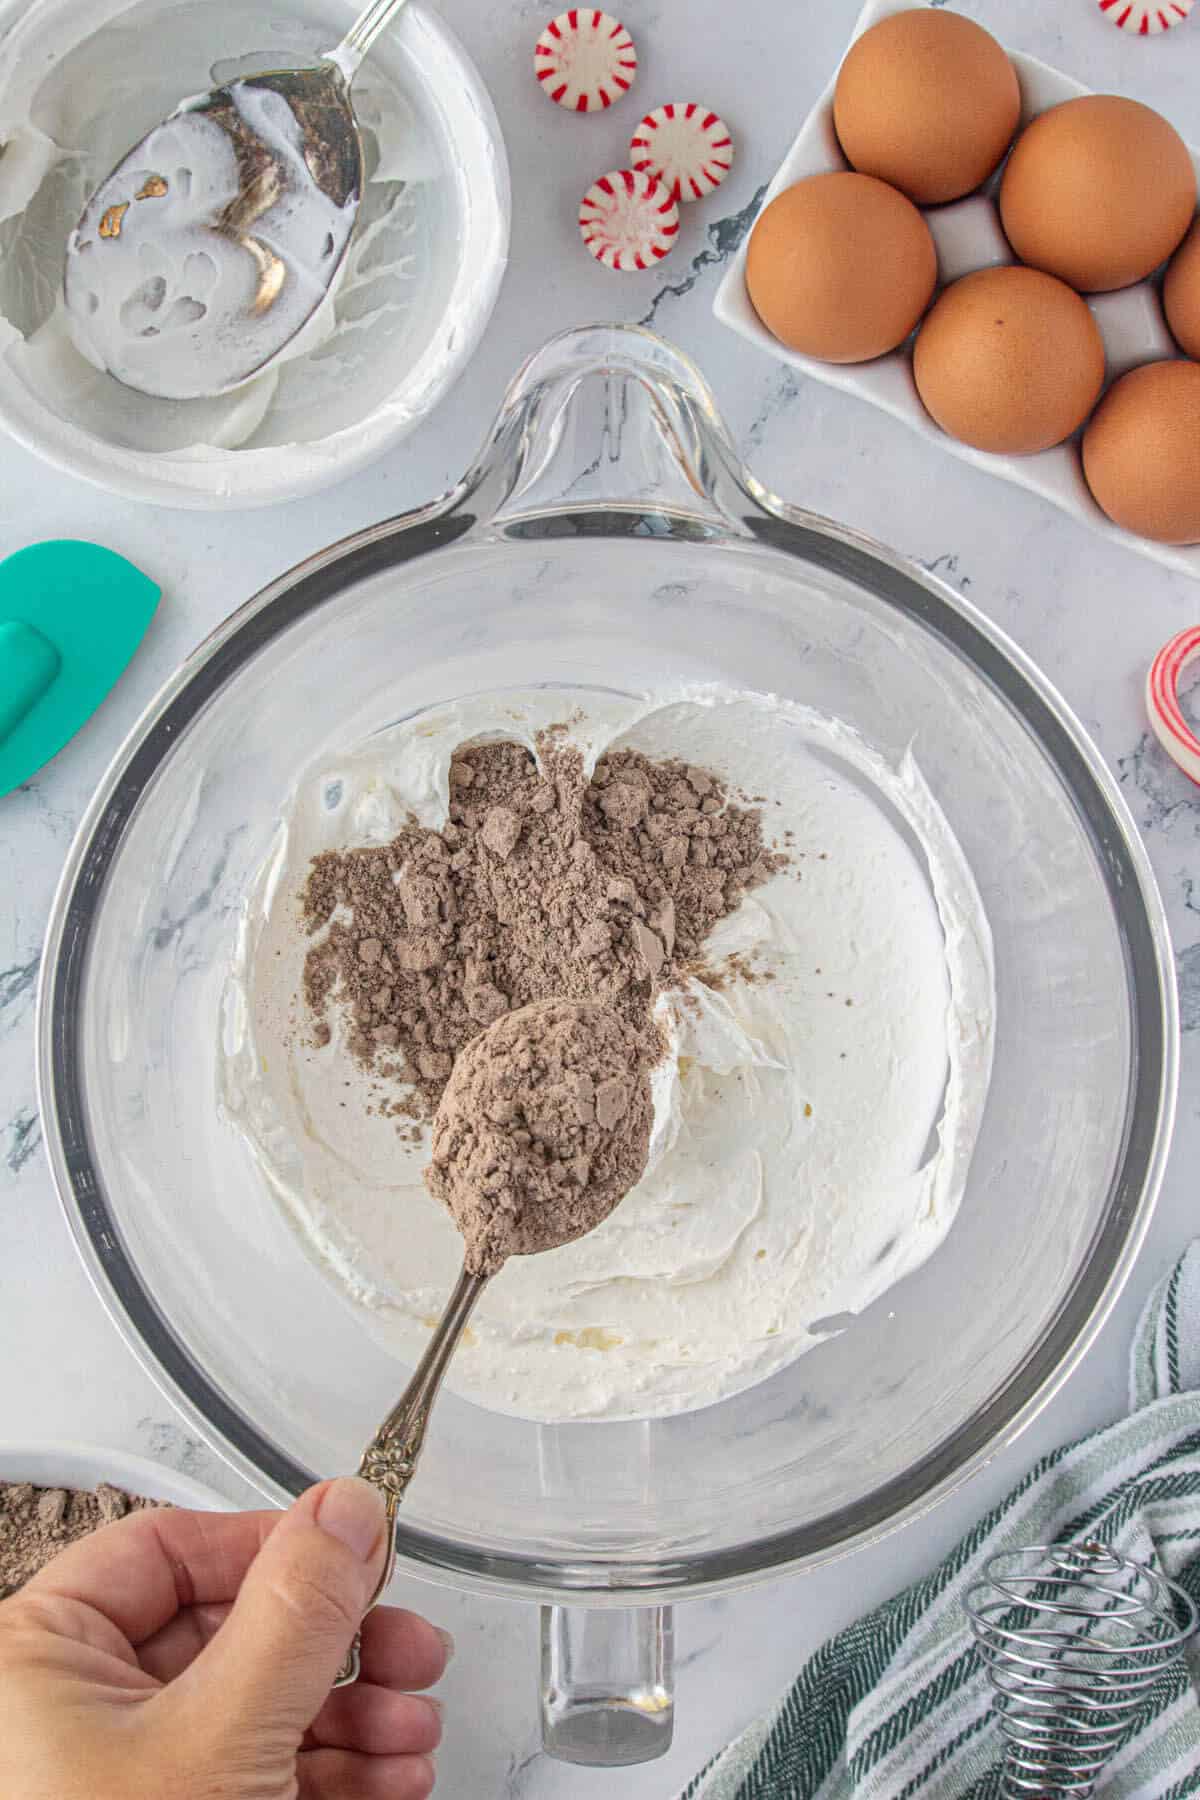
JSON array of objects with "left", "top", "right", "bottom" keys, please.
[{"left": 63, "top": 0, "right": 412, "bottom": 401}]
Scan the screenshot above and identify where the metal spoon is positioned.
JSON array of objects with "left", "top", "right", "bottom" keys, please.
[
  {"left": 333, "top": 996, "right": 651, "bottom": 1685},
  {"left": 334, "top": 1260, "right": 491, "bottom": 1688},
  {"left": 64, "top": 0, "right": 412, "bottom": 402}
]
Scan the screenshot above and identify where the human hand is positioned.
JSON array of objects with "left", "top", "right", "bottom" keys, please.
[{"left": 0, "top": 1477, "right": 447, "bottom": 1800}]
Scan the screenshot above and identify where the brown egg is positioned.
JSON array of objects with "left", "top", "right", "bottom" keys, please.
[
  {"left": 1164, "top": 217, "right": 1200, "bottom": 360},
  {"left": 1082, "top": 361, "right": 1200, "bottom": 544},
  {"left": 1000, "top": 97, "right": 1196, "bottom": 293},
  {"left": 745, "top": 173, "right": 937, "bottom": 363},
  {"left": 834, "top": 10, "right": 1020, "bottom": 206},
  {"left": 913, "top": 267, "right": 1105, "bottom": 455}
]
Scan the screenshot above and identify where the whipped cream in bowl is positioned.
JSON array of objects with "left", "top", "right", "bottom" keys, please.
[
  {"left": 220, "top": 684, "right": 996, "bottom": 1424},
  {"left": 0, "top": 0, "right": 509, "bottom": 504}
]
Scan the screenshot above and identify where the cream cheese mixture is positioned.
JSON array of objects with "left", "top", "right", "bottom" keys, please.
[{"left": 220, "top": 686, "right": 995, "bottom": 1422}]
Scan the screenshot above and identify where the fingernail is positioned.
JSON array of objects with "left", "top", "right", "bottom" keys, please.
[
  {"left": 316, "top": 1477, "right": 386, "bottom": 1564},
  {"left": 414, "top": 1752, "right": 437, "bottom": 1795},
  {"left": 436, "top": 1627, "right": 456, "bottom": 1663}
]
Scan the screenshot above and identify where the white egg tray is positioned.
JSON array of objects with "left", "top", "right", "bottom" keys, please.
[{"left": 713, "top": 0, "right": 1200, "bottom": 581}]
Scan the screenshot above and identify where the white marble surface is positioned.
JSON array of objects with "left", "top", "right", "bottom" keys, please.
[{"left": 2, "top": 1, "right": 1200, "bottom": 1795}]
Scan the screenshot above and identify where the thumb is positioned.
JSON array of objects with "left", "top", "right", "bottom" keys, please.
[{"left": 175, "top": 1478, "right": 387, "bottom": 1745}]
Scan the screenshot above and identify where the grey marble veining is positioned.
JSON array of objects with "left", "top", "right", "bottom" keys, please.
[
  {"left": 637, "top": 185, "right": 768, "bottom": 328},
  {"left": 3, "top": 1108, "right": 40, "bottom": 1177},
  {"left": 151, "top": 832, "right": 246, "bottom": 967},
  {"left": 1, "top": 2, "right": 1200, "bottom": 1796},
  {"left": 135, "top": 1418, "right": 240, "bottom": 1492},
  {"left": 1179, "top": 947, "right": 1200, "bottom": 1034},
  {"left": 0, "top": 955, "right": 40, "bottom": 1022},
  {"left": 1119, "top": 734, "right": 1200, "bottom": 841}
]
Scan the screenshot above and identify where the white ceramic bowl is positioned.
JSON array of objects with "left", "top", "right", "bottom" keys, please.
[
  {"left": 0, "top": 1442, "right": 235, "bottom": 1513},
  {"left": 713, "top": 0, "right": 1200, "bottom": 582},
  {"left": 0, "top": 0, "right": 510, "bottom": 509}
]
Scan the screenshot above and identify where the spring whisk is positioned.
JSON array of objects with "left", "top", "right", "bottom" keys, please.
[{"left": 965, "top": 1541, "right": 1197, "bottom": 1798}]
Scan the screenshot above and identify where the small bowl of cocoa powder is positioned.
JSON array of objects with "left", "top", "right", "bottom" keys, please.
[{"left": 0, "top": 1443, "right": 234, "bottom": 1600}]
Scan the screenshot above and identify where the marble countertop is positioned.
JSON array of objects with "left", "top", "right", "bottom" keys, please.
[{"left": 3, "top": 0, "right": 1200, "bottom": 1794}]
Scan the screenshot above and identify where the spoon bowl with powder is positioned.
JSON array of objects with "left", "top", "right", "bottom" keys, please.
[
  {"left": 63, "top": 0, "right": 414, "bottom": 401},
  {"left": 334, "top": 996, "right": 657, "bottom": 1686}
]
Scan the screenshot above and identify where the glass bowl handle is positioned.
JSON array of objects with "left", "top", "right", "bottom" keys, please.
[
  {"left": 540, "top": 1601, "right": 674, "bottom": 1767},
  {"left": 454, "top": 328, "right": 735, "bottom": 1766},
  {"left": 450, "top": 323, "right": 773, "bottom": 533},
  {"left": 446, "top": 325, "right": 753, "bottom": 1766}
]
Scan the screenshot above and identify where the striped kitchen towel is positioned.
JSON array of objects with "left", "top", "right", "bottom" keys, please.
[{"left": 681, "top": 1243, "right": 1200, "bottom": 1800}]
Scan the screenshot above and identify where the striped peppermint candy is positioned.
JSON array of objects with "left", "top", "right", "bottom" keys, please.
[
  {"left": 1098, "top": 0, "right": 1192, "bottom": 31},
  {"left": 534, "top": 9, "right": 638, "bottom": 112},
  {"left": 1147, "top": 627, "right": 1200, "bottom": 785},
  {"left": 630, "top": 103, "right": 735, "bottom": 202},
  {"left": 579, "top": 169, "right": 679, "bottom": 271}
]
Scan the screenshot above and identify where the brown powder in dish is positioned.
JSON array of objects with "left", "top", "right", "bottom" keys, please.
[
  {"left": 0, "top": 1482, "right": 164, "bottom": 1599},
  {"left": 427, "top": 998, "right": 658, "bottom": 1275},
  {"left": 302, "top": 735, "right": 785, "bottom": 1118}
]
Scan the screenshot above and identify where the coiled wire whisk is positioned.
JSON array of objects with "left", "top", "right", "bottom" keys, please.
[{"left": 965, "top": 1542, "right": 1197, "bottom": 1798}]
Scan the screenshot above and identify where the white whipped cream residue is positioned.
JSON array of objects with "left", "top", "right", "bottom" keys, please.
[
  {"left": 0, "top": 0, "right": 439, "bottom": 456},
  {"left": 219, "top": 686, "right": 996, "bottom": 1422},
  {"left": 65, "top": 80, "right": 357, "bottom": 400}
]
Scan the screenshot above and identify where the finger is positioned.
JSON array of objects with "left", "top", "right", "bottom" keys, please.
[
  {"left": 358, "top": 1608, "right": 453, "bottom": 1693},
  {"left": 134, "top": 1593, "right": 449, "bottom": 1696},
  {"left": 299, "top": 1749, "right": 436, "bottom": 1800},
  {"left": 170, "top": 1479, "right": 387, "bottom": 1745},
  {"left": 25, "top": 1506, "right": 279, "bottom": 1646},
  {"left": 141, "top": 1604, "right": 451, "bottom": 1692},
  {"left": 137, "top": 1602, "right": 233, "bottom": 1683},
  {"left": 306, "top": 1685, "right": 442, "bottom": 1756}
]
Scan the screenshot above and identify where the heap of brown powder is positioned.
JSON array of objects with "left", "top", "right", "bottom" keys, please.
[
  {"left": 302, "top": 736, "right": 784, "bottom": 1119},
  {"left": 0, "top": 1482, "right": 163, "bottom": 1599},
  {"left": 428, "top": 998, "right": 657, "bottom": 1275}
]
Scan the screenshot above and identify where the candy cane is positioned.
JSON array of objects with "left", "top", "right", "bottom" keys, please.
[{"left": 1147, "top": 626, "right": 1200, "bottom": 785}]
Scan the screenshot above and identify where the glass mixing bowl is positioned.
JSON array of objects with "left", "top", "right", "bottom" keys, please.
[{"left": 38, "top": 326, "right": 1176, "bottom": 1766}]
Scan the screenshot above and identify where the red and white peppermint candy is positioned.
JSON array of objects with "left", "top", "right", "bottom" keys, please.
[
  {"left": 1098, "top": 0, "right": 1192, "bottom": 31},
  {"left": 630, "top": 103, "right": 734, "bottom": 203},
  {"left": 534, "top": 9, "right": 637, "bottom": 112},
  {"left": 579, "top": 169, "right": 679, "bottom": 271},
  {"left": 1147, "top": 627, "right": 1200, "bottom": 785}
]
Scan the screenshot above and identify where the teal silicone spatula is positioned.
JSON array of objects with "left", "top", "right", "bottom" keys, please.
[{"left": 0, "top": 541, "right": 160, "bottom": 798}]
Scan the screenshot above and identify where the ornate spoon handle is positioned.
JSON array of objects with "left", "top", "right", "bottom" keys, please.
[
  {"left": 331, "top": 0, "right": 414, "bottom": 83},
  {"left": 335, "top": 1262, "right": 492, "bottom": 1687}
]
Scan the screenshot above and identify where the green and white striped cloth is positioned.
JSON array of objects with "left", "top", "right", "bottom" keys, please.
[{"left": 682, "top": 1244, "right": 1200, "bottom": 1800}]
